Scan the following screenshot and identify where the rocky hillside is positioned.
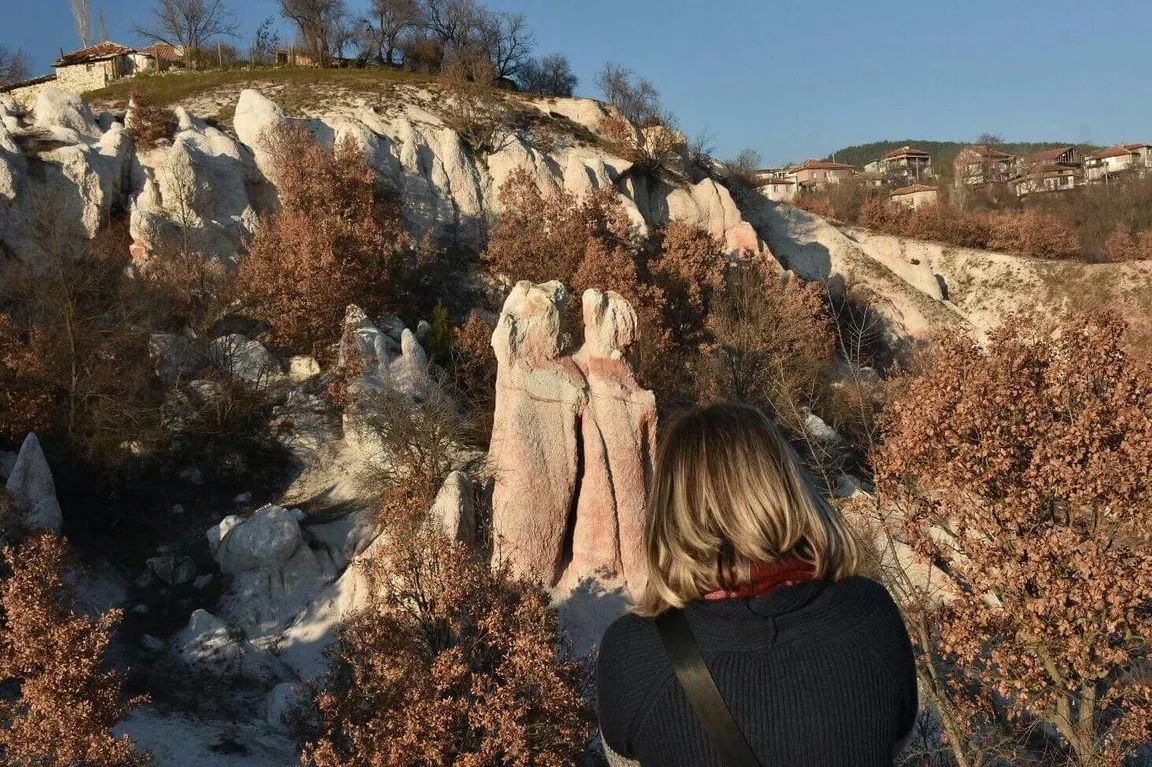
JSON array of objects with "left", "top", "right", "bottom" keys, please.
[
  {"left": 4, "top": 77, "right": 1146, "bottom": 351},
  {"left": 0, "top": 81, "right": 760, "bottom": 267},
  {"left": 741, "top": 194, "right": 1152, "bottom": 348}
]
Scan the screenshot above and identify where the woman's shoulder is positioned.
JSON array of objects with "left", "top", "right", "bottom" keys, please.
[
  {"left": 599, "top": 610, "right": 661, "bottom": 667},
  {"left": 597, "top": 610, "right": 675, "bottom": 757}
]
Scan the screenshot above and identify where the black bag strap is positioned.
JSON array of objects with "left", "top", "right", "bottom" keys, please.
[{"left": 656, "top": 608, "right": 763, "bottom": 767}]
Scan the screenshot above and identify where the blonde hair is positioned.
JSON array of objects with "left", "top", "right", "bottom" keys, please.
[{"left": 636, "top": 402, "right": 860, "bottom": 616}]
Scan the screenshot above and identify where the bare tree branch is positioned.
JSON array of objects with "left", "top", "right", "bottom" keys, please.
[{"left": 134, "top": 0, "right": 239, "bottom": 66}]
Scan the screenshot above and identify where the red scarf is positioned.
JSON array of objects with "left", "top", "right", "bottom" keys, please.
[{"left": 703, "top": 559, "right": 816, "bottom": 601}]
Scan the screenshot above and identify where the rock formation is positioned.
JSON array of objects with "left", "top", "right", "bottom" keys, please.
[
  {"left": 488, "top": 282, "right": 655, "bottom": 594},
  {"left": 1, "top": 85, "right": 767, "bottom": 268},
  {"left": 5, "top": 432, "right": 64, "bottom": 534},
  {"left": 571, "top": 290, "right": 657, "bottom": 595}
]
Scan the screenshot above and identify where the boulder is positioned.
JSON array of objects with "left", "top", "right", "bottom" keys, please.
[
  {"left": 211, "top": 505, "right": 303, "bottom": 575},
  {"left": 802, "top": 409, "right": 842, "bottom": 444},
  {"left": 208, "top": 333, "right": 283, "bottom": 384},
  {"left": 33, "top": 87, "right": 99, "bottom": 139},
  {"left": 288, "top": 355, "right": 321, "bottom": 382},
  {"left": 5, "top": 433, "right": 63, "bottom": 534},
  {"left": 264, "top": 682, "right": 302, "bottom": 730},
  {"left": 429, "top": 470, "right": 475, "bottom": 544},
  {"left": 175, "top": 608, "right": 288, "bottom": 682},
  {"left": 489, "top": 281, "right": 587, "bottom": 584},
  {"left": 149, "top": 331, "right": 202, "bottom": 383},
  {"left": 233, "top": 89, "right": 289, "bottom": 179},
  {"left": 570, "top": 290, "right": 656, "bottom": 593}
]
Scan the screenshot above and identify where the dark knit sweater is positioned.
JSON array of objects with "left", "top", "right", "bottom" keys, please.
[{"left": 597, "top": 577, "right": 918, "bottom": 767}]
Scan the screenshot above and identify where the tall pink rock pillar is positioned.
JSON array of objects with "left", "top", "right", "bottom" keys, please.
[
  {"left": 488, "top": 281, "right": 587, "bottom": 584},
  {"left": 569, "top": 289, "right": 657, "bottom": 596}
]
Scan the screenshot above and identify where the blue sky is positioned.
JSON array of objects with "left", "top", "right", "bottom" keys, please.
[{"left": 4, "top": 0, "right": 1151, "bottom": 165}]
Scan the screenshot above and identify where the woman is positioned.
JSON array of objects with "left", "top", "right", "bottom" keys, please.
[{"left": 598, "top": 403, "right": 917, "bottom": 766}]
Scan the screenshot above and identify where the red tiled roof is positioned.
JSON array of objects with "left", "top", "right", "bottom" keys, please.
[
  {"left": 891, "top": 184, "right": 937, "bottom": 196},
  {"left": 1121, "top": 142, "right": 1151, "bottom": 151},
  {"left": 139, "top": 43, "right": 181, "bottom": 63},
  {"left": 964, "top": 145, "right": 1014, "bottom": 159},
  {"left": 1025, "top": 146, "right": 1076, "bottom": 163},
  {"left": 799, "top": 159, "right": 855, "bottom": 171},
  {"left": 1087, "top": 146, "right": 1133, "bottom": 160},
  {"left": 0, "top": 73, "right": 58, "bottom": 93},
  {"left": 883, "top": 145, "right": 930, "bottom": 160},
  {"left": 54, "top": 41, "right": 136, "bottom": 67}
]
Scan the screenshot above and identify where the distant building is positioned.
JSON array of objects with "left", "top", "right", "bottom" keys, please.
[
  {"left": 890, "top": 184, "right": 939, "bottom": 209},
  {"left": 755, "top": 174, "right": 797, "bottom": 202},
  {"left": 0, "top": 74, "right": 59, "bottom": 110},
  {"left": 866, "top": 146, "right": 933, "bottom": 185},
  {"left": 52, "top": 41, "right": 155, "bottom": 94},
  {"left": 788, "top": 159, "right": 855, "bottom": 188},
  {"left": 953, "top": 145, "right": 1016, "bottom": 187},
  {"left": 138, "top": 43, "right": 183, "bottom": 72},
  {"left": 1084, "top": 143, "right": 1152, "bottom": 182},
  {"left": 1011, "top": 146, "right": 1082, "bottom": 197}
]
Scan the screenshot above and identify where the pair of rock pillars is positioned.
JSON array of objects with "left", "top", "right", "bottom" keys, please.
[{"left": 487, "top": 281, "right": 657, "bottom": 596}]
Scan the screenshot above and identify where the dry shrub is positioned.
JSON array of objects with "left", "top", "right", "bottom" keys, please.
[
  {"left": 1103, "top": 225, "right": 1152, "bottom": 263},
  {"left": 0, "top": 311, "right": 53, "bottom": 444},
  {"left": 238, "top": 123, "right": 413, "bottom": 356},
  {"left": 985, "top": 208, "right": 1079, "bottom": 260},
  {"left": 451, "top": 312, "right": 497, "bottom": 400},
  {"left": 852, "top": 197, "right": 1083, "bottom": 260},
  {"left": 483, "top": 168, "right": 632, "bottom": 287},
  {"left": 875, "top": 311, "right": 1152, "bottom": 765},
  {"left": 706, "top": 262, "right": 836, "bottom": 433},
  {"left": 0, "top": 535, "right": 149, "bottom": 766},
  {"left": 450, "top": 311, "right": 497, "bottom": 441},
  {"left": 0, "top": 218, "right": 160, "bottom": 468},
  {"left": 438, "top": 57, "right": 508, "bottom": 154},
  {"left": 137, "top": 244, "right": 236, "bottom": 336},
  {"left": 128, "top": 94, "right": 177, "bottom": 151},
  {"left": 793, "top": 193, "right": 835, "bottom": 219},
  {"left": 353, "top": 382, "right": 466, "bottom": 527},
  {"left": 302, "top": 527, "right": 594, "bottom": 767}
]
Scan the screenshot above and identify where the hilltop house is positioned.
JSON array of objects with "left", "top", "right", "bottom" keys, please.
[
  {"left": 1084, "top": 143, "right": 1152, "bottom": 182},
  {"left": 1011, "top": 146, "right": 1082, "bottom": 197},
  {"left": 52, "top": 41, "right": 157, "bottom": 94},
  {"left": 953, "top": 145, "right": 1016, "bottom": 187},
  {"left": 864, "top": 146, "right": 933, "bottom": 185},
  {"left": 890, "top": 184, "right": 939, "bottom": 209},
  {"left": 788, "top": 159, "right": 855, "bottom": 188},
  {"left": 755, "top": 174, "right": 797, "bottom": 202}
]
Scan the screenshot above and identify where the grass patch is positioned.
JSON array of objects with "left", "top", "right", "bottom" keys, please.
[{"left": 86, "top": 66, "right": 434, "bottom": 112}]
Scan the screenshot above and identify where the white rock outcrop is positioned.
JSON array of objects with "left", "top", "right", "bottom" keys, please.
[
  {"left": 208, "top": 334, "right": 283, "bottom": 385},
  {"left": 5, "top": 433, "right": 63, "bottom": 534},
  {"left": 429, "top": 469, "right": 475, "bottom": 544}
]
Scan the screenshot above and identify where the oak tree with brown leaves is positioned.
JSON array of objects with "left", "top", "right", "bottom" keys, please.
[
  {"left": 302, "top": 526, "right": 595, "bottom": 767},
  {"left": 238, "top": 123, "right": 413, "bottom": 356},
  {"left": 874, "top": 312, "right": 1152, "bottom": 766},
  {"left": 0, "top": 535, "right": 149, "bottom": 766}
]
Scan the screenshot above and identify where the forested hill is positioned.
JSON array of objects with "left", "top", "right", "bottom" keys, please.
[{"left": 824, "top": 140, "right": 1101, "bottom": 178}]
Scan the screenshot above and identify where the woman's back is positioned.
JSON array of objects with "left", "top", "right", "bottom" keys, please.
[{"left": 598, "top": 576, "right": 918, "bottom": 766}]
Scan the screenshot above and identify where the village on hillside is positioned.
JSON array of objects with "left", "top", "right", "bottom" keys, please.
[{"left": 753, "top": 141, "right": 1152, "bottom": 208}]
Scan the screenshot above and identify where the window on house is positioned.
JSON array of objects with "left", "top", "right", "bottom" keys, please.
[{"left": 86, "top": 63, "right": 94, "bottom": 71}]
